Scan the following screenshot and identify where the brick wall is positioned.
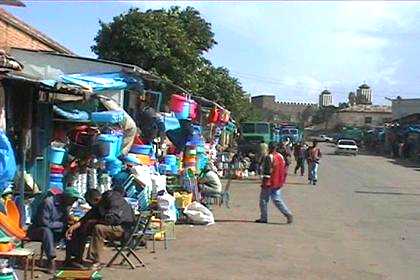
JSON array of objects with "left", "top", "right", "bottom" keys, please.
[{"left": 0, "top": 18, "right": 53, "bottom": 52}]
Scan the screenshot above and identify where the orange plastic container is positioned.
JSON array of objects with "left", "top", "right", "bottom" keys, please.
[
  {"left": 5, "top": 199, "right": 20, "bottom": 228},
  {"left": 136, "top": 154, "right": 152, "bottom": 166},
  {"left": 0, "top": 213, "right": 26, "bottom": 240},
  {"left": 183, "top": 156, "right": 196, "bottom": 163},
  {"left": 0, "top": 242, "right": 13, "bottom": 252}
]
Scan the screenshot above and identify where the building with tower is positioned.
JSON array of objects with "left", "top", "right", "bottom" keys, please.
[
  {"left": 319, "top": 90, "right": 333, "bottom": 107},
  {"left": 356, "top": 83, "right": 372, "bottom": 105}
]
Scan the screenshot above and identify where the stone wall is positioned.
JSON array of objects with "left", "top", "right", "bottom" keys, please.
[
  {"left": 328, "top": 111, "right": 392, "bottom": 129},
  {"left": 251, "top": 95, "right": 317, "bottom": 123}
]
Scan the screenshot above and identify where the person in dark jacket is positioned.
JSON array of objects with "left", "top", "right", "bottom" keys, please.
[
  {"left": 27, "top": 187, "right": 81, "bottom": 273},
  {"left": 64, "top": 188, "right": 135, "bottom": 268}
]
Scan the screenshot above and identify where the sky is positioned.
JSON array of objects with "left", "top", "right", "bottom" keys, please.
[{"left": 5, "top": 1, "right": 420, "bottom": 105}]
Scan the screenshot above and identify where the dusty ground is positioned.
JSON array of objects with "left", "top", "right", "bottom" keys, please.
[{"left": 17, "top": 143, "right": 420, "bottom": 279}]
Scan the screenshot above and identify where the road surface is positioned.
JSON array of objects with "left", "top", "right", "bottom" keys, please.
[{"left": 29, "top": 143, "right": 420, "bottom": 279}]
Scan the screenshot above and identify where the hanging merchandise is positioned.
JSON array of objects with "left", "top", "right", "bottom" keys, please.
[
  {"left": 0, "top": 131, "right": 16, "bottom": 193},
  {"left": 49, "top": 146, "right": 66, "bottom": 165},
  {"left": 189, "top": 99, "right": 198, "bottom": 121},
  {"left": 219, "top": 110, "right": 230, "bottom": 124},
  {"left": 96, "top": 134, "right": 120, "bottom": 161},
  {"left": 170, "top": 94, "right": 190, "bottom": 120},
  {"left": 162, "top": 113, "right": 181, "bottom": 132},
  {"left": 91, "top": 110, "right": 125, "bottom": 124},
  {"left": 208, "top": 107, "right": 219, "bottom": 124}
]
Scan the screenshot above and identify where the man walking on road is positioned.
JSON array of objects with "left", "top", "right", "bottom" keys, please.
[
  {"left": 293, "top": 143, "right": 306, "bottom": 176},
  {"left": 255, "top": 142, "right": 293, "bottom": 224},
  {"left": 307, "top": 141, "right": 322, "bottom": 185}
]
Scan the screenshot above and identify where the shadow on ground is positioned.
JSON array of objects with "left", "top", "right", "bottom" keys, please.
[{"left": 215, "top": 219, "right": 287, "bottom": 225}]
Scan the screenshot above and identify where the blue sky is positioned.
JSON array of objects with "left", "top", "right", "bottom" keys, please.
[{"left": 5, "top": 1, "right": 420, "bottom": 105}]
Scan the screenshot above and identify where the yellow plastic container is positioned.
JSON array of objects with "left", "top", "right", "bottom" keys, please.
[{"left": 174, "top": 192, "right": 193, "bottom": 209}]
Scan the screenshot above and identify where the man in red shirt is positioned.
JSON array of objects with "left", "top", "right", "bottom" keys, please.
[{"left": 255, "top": 142, "right": 293, "bottom": 224}]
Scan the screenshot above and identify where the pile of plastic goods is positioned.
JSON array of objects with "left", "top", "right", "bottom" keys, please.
[
  {"left": 48, "top": 142, "right": 67, "bottom": 191},
  {"left": 92, "top": 110, "right": 125, "bottom": 178}
]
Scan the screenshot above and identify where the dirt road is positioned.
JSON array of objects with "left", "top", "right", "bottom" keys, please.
[{"left": 27, "top": 143, "right": 420, "bottom": 279}]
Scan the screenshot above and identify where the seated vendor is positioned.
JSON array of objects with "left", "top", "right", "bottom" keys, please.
[
  {"left": 64, "top": 187, "right": 135, "bottom": 268},
  {"left": 198, "top": 162, "right": 223, "bottom": 197},
  {"left": 27, "top": 187, "right": 81, "bottom": 274}
]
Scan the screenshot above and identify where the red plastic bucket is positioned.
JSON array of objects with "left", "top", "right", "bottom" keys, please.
[
  {"left": 208, "top": 108, "right": 219, "bottom": 123},
  {"left": 170, "top": 94, "right": 189, "bottom": 113},
  {"left": 189, "top": 100, "right": 198, "bottom": 120},
  {"left": 50, "top": 164, "right": 65, "bottom": 174}
]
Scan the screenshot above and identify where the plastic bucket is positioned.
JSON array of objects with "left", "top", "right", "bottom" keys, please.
[
  {"left": 163, "top": 115, "right": 181, "bottom": 131},
  {"left": 170, "top": 94, "right": 188, "bottom": 113},
  {"left": 174, "top": 103, "right": 190, "bottom": 120},
  {"left": 50, "top": 181, "right": 63, "bottom": 190},
  {"left": 208, "top": 108, "right": 219, "bottom": 123},
  {"left": 106, "top": 159, "right": 122, "bottom": 176},
  {"left": 50, "top": 173, "right": 64, "bottom": 182},
  {"left": 164, "top": 155, "right": 177, "bottom": 166},
  {"left": 49, "top": 147, "right": 66, "bottom": 165},
  {"left": 113, "top": 131, "right": 124, "bottom": 156},
  {"left": 97, "top": 134, "right": 119, "bottom": 161},
  {"left": 50, "top": 165, "right": 65, "bottom": 174},
  {"left": 189, "top": 100, "right": 198, "bottom": 120},
  {"left": 130, "top": 144, "right": 153, "bottom": 155}
]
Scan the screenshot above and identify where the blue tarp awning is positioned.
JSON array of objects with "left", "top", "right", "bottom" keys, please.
[{"left": 41, "top": 72, "right": 141, "bottom": 93}]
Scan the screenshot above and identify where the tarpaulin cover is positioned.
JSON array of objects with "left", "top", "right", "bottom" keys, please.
[
  {"left": 0, "top": 130, "right": 16, "bottom": 193},
  {"left": 42, "top": 72, "right": 140, "bottom": 93}
]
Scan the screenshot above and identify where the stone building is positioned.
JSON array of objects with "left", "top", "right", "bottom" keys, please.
[
  {"left": 328, "top": 105, "right": 392, "bottom": 129},
  {"left": 391, "top": 97, "right": 420, "bottom": 120},
  {"left": 251, "top": 95, "right": 317, "bottom": 123},
  {"left": 319, "top": 90, "right": 333, "bottom": 107},
  {"left": 0, "top": 8, "right": 72, "bottom": 54}
]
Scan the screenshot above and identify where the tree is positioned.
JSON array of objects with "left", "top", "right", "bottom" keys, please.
[
  {"left": 312, "top": 106, "right": 338, "bottom": 129},
  {"left": 92, "top": 7, "right": 253, "bottom": 121}
]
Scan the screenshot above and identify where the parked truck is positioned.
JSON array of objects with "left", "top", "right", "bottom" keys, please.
[
  {"left": 278, "top": 123, "right": 303, "bottom": 144},
  {"left": 238, "top": 122, "right": 280, "bottom": 154}
]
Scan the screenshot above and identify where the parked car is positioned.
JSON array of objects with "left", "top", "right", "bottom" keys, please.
[
  {"left": 310, "top": 134, "right": 334, "bottom": 142},
  {"left": 335, "top": 139, "right": 358, "bottom": 155}
]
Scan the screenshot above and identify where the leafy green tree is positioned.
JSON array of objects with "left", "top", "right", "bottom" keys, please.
[{"left": 92, "top": 7, "right": 258, "bottom": 122}]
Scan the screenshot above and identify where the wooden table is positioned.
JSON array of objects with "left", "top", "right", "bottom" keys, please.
[{"left": 0, "top": 248, "right": 35, "bottom": 280}]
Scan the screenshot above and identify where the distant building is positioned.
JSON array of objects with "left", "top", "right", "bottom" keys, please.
[
  {"left": 356, "top": 83, "right": 372, "bottom": 105},
  {"left": 251, "top": 95, "right": 317, "bottom": 124},
  {"left": 328, "top": 104, "right": 392, "bottom": 129},
  {"left": 391, "top": 97, "right": 420, "bottom": 120},
  {"left": 319, "top": 90, "right": 333, "bottom": 107},
  {"left": 0, "top": 8, "right": 72, "bottom": 54}
]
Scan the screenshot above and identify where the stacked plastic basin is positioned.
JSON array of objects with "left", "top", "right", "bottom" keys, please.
[
  {"left": 49, "top": 146, "right": 66, "bottom": 190},
  {"left": 196, "top": 144, "right": 208, "bottom": 172},
  {"left": 184, "top": 146, "right": 197, "bottom": 174},
  {"left": 130, "top": 144, "right": 153, "bottom": 166}
]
